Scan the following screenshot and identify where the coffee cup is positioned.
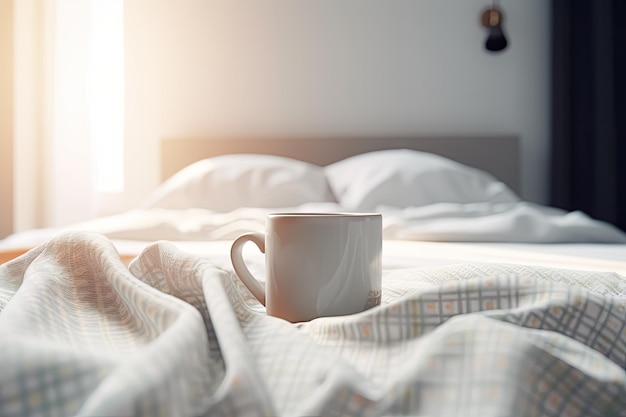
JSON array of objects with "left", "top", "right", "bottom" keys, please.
[{"left": 230, "top": 213, "right": 382, "bottom": 322}]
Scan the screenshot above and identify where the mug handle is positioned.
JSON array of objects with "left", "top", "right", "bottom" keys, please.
[{"left": 230, "top": 232, "right": 266, "bottom": 306}]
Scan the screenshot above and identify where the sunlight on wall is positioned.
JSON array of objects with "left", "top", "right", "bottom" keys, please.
[{"left": 89, "top": 0, "right": 124, "bottom": 193}]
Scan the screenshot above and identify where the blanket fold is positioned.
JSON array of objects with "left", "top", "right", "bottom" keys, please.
[{"left": 1, "top": 232, "right": 625, "bottom": 417}]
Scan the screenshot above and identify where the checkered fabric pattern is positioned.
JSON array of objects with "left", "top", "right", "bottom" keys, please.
[{"left": 1, "top": 232, "right": 625, "bottom": 416}]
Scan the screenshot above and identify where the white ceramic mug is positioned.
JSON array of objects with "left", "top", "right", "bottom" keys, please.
[{"left": 230, "top": 213, "right": 382, "bottom": 323}]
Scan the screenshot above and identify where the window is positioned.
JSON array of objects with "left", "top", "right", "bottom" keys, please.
[{"left": 89, "top": 0, "right": 124, "bottom": 193}]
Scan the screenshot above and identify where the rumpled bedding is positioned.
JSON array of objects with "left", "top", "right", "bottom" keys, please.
[
  {"left": 1, "top": 232, "right": 625, "bottom": 417},
  {"left": 2, "top": 202, "right": 625, "bottom": 250}
]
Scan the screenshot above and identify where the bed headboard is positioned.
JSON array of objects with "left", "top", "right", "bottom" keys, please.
[{"left": 161, "top": 135, "right": 521, "bottom": 194}]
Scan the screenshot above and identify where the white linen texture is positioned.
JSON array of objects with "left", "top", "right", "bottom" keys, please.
[
  {"left": 1, "top": 232, "right": 625, "bottom": 416},
  {"left": 1, "top": 201, "right": 625, "bottom": 246}
]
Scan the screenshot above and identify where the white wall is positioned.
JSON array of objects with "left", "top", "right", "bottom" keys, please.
[{"left": 119, "top": 0, "right": 550, "bottom": 214}]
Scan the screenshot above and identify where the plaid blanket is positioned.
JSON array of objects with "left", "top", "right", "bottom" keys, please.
[{"left": 1, "top": 232, "right": 625, "bottom": 417}]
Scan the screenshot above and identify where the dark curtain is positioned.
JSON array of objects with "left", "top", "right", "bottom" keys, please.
[{"left": 551, "top": 1, "right": 626, "bottom": 231}]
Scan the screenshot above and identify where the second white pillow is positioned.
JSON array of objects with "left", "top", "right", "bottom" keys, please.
[{"left": 325, "top": 149, "right": 519, "bottom": 211}]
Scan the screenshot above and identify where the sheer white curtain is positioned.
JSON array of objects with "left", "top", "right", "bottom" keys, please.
[{"left": 14, "top": 0, "right": 123, "bottom": 231}]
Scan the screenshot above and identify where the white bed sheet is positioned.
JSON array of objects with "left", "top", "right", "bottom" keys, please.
[
  {"left": 2, "top": 202, "right": 625, "bottom": 276},
  {"left": 3, "top": 201, "right": 626, "bottom": 247}
]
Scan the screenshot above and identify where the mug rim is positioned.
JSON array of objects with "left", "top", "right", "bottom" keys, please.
[{"left": 268, "top": 212, "right": 381, "bottom": 218}]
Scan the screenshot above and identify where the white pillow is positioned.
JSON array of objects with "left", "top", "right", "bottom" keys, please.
[
  {"left": 141, "top": 154, "right": 336, "bottom": 211},
  {"left": 325, "top": 149, "right": 519, "bottom": 211}
]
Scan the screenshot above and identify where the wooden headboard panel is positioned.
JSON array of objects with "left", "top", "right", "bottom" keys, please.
[{"left": 161, "top": 135, "right": 520, "bottom": 194}]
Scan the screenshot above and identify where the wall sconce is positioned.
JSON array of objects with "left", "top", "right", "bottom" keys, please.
[{"left": 481, "top": 2, "right": 508, "bottom": 52}]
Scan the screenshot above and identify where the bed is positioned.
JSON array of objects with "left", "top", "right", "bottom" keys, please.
[{"left": 1, "top": 136, "right": 625, "bottom": 417}]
